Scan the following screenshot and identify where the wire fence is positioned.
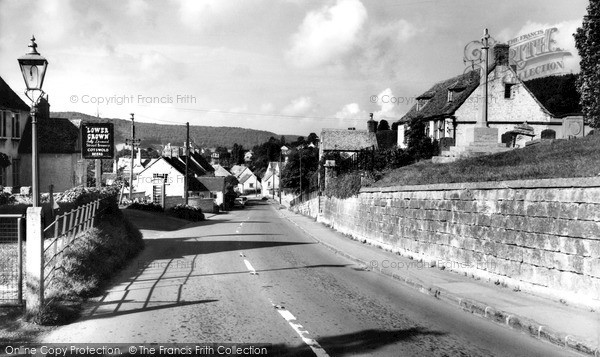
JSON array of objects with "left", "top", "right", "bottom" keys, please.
[
  {"left": 42, "top": 198, "right": 101, "bottom": 290},
  {"left": 0, "top": 214, "right": 24, "bottom": 306}
]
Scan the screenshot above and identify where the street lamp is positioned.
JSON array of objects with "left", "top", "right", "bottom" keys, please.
[{"left": 18, "top": 36, "right": 48, "bottom": 207}]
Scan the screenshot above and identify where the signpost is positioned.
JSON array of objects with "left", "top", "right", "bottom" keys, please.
[
  {"left": 82, "top": 122, "right": 114, "bottom": 159},
  {"left": 82, "top": 122, "right": 114, "bottom": 188}
]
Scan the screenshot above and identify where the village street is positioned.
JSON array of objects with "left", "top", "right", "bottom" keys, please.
[{"left": 38, "top": 198, "right": 577, "bottom": 357}]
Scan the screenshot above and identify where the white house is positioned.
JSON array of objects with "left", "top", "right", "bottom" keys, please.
[
  {"left": 134, "top": 151, "right": 219, "bottom": 209},
  {"left": 261, "top": 162, "right": 281, "bottom": 196},
  {"left": 396, "top": 44, "right": 589, "bottom": 156}
]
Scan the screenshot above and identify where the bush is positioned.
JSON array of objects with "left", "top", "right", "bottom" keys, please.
[
  {"left": 324, "top": 172, "right": 362, "bottom": 199},
  {"left": 166, "top": 204, "right": 204, "bottom": 221},
  {"left": 126, "top": 202, "right": 163, "bottom": 212},
  {"left": 0, "top": 192, "right": 15, "bottom": 205}
]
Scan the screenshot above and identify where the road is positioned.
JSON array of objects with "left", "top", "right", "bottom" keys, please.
[{"left": 40, "top": 199, "right": 580, "bottom": 356}]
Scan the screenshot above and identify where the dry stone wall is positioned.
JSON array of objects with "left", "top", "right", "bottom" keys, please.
[{"left": 294, "top": 177, "right": 600, "bottom": 306}]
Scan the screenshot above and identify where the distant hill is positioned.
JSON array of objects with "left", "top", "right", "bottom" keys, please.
[{"left": 51, "top": 111, "right": 298, "bottom": 149}]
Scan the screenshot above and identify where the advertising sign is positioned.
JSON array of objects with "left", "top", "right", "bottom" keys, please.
[{"left": 82, "top": 122, "right": 114, "bottom": 159}]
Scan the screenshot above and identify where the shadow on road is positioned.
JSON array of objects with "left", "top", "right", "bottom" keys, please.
[{"left": 270, "top": 327, "right": 447, "bottom": 356}]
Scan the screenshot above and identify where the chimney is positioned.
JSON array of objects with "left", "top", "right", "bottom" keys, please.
[
  {"left": 367, "top": 113, "right": 378, "bottom": 133},
  {"left": 493, "top": 43, "right": 510, "bottom": 67},
  {"left": 37, "top": 95, "right": 50, "bottom": 119}
]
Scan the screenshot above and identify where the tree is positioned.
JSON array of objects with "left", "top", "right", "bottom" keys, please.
[
  {"left": 377, "top": 119, "right": 390, "bottom": 131},
  {"left": 406, "top": 115, "right": 438, "bottom": 161},
  {"left": 307, "top": 132, "right": 319, "bottom": 145},
  {"left": 231, "top": 143, "right": 245, "bottom": 165},
  {"left": 281, "top": 146, "right": 319, "bottom": 194},
  {"left": 575, "top": 2, "right": 600, "bottom": 127}
]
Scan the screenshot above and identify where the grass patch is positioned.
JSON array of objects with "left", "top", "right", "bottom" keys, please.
[
  {"left": 372, "top": 135, "right": 600, "bottom": 187},
  {"left": 24, "top": 208, "right": 143, "bottom": 325}
]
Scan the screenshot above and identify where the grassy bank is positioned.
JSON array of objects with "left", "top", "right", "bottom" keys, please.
[
  {"left": 372, "top": 135, "right": 600, "bottom": 187},
  {"left": 28, "top": 207, "right": 144, "bottom": 325}
]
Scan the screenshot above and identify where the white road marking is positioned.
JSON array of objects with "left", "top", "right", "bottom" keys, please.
[
  {"left": 274, "top": 306, "right": 330, "bottom": 357},
  {"left": 244, "top": 259, "right": 258, "bottom": 275}
]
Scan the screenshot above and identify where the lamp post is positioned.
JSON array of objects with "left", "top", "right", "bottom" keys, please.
[{"left": 18, "top": 36, "right": 48, "bottom": 207}]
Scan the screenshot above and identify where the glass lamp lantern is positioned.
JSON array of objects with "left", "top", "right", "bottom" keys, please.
[{"left": 18, "top": 36, "right": 48, "bottom": 96}]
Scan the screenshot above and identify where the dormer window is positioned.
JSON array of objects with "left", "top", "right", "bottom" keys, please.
[{"left": 447, "top": 90, "right": 453, "bottom": 102}]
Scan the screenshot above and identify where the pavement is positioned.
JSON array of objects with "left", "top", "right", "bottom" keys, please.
[{"left": 274, "top": 201, "right": 600, "bottom": 356}]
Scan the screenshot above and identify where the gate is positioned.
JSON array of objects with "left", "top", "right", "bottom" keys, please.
[{"left": 0, "top": 214, "right": 24, "bottom": 306}]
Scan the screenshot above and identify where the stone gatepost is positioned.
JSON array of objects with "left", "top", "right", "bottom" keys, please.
[{"left": 25, "top": 207, "right": 44, "bottom": 314}]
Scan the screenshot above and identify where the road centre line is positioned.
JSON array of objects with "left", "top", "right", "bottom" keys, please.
[
  {"left": 274, "top": 305, "right": 330, "bottom": 357},
  {"left": 243, "top": 259, "right": 258, "bottom": 275}
]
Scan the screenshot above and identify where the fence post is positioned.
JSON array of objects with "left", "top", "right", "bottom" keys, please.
[
  {"left": 17, "top": 217, "right": 23, "bottom": 306},
  {"left": 91, "top": 200, "right": 99, "bottom": 227},
  {"left": 26, "top": 207, "right": 44, "bottom": 313}
]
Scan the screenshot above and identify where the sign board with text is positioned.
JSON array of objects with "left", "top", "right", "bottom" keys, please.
[{"left": 81, "top": 122, "right": 114, "bottom": 159}]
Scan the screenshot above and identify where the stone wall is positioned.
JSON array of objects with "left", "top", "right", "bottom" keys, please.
[{"left": 294, "top": 177, "right": 600, "bottom": 307}]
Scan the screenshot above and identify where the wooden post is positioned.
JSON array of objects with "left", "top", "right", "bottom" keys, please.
[
  {"left": 26, "top": 207, "right": 44, "bottom": 313},
  {"left": 95, "top": 159, "right": 102, "bottom": 188}
]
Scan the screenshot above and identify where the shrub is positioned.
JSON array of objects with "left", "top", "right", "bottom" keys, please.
[
  {"left": 167, "top": 204, "right": 204, "bottom": 221},
  {"left": 126, "top": 202, "right": 163, "bottom": 212},
  {"left": 0, "top": 192, "right": 15, "bottom": 205},
  {"left": 325, "top": 172, "right": 362, "bottom": 199}
]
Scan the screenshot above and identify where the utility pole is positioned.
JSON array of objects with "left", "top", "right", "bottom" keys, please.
[
  {"left": 125, "top": 113, "right": 140, "bottom": 200},
  {"left": 95, "top": 110, "right": 102, "bottom": 188},
  {"left": 184, "top": 122, "right": 189, "bottom": 205}
]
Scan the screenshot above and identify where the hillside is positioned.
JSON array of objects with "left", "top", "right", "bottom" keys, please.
[{"left": 51, "top": 111, "right": 294, "bottom": 149}]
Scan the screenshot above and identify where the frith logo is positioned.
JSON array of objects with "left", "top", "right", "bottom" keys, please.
[{"left": 507, "top": 27, "right": 572, "bottom": 80}]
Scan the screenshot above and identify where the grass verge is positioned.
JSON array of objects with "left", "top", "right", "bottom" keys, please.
[
  {"left": 373, "top": 135, "right": 600, "bottom": 187},
  {"left": 25, "top": 208, "right": 144, "bottom": 325}
]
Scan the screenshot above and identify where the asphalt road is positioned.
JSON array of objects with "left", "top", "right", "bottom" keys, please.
[{"left": 40, "top": 199, "right": 580, "bottom": 357}]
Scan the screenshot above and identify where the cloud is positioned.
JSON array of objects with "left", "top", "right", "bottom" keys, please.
[
  {"left": 282, "top": 96, "right": 312, "bottom": 115},
  {"left": 260, "top": 103, "right": 276, "bottom": 113},
  {"left": 286, "top": 0, "right": 367, "bottom": 68}
]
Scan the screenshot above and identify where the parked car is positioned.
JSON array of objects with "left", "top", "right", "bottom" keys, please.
[{"left": 234, "top": 197, "right": 246, "bottom": 208}]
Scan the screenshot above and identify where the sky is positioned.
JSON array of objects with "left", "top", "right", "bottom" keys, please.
[{"left": 0, "top": 0, "right": 590, "bottom": 136}]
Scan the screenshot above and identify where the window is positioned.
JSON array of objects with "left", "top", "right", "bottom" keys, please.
[
  {"left": 11, "top": 159, "right": 19, "bottom": 186},
  {"left": 11, "top": 113, "right": 20, "bottom": 138},
  {"left": 249, "top": 183, "right": 254, "bottom": 188},
  {"left": 504, "top": 84, "right": 515, "bottom": 99},
  {"left": 0, "top": 112, "right": 7, "bottom": 138},
  {"left": 447, "top": 91, "right": 453, "bottom": 102},
  {"left": 153, "top": 173, "right": 168, "bottom": 180},
  {"left": 0, "top": 166, "right": 6, "bottom": 186}
]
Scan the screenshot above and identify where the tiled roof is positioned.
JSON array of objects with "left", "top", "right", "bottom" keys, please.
[
  {"left": 230, "top": 165, "right": 247, "bottom": 177},
  {"left": 161, "top": 156, "right": 208, "bottom": 192},
  {"left": 19, "top": 117, "right": 80, "bottom": 154},
  {"left": 398, "top": 69, "right": 483, "bottom": 123},
  {"left": 0, "top": 76, "right": 29, "bottom": 112},
  {"left": 197, "top": 176, "right": 225, "bottom": 192},
  {"left": 320, "top": 129, "right": 378, "bottom": 151},
  {"left": 212, "top": 164, "right": 231, "bottom": 177}
]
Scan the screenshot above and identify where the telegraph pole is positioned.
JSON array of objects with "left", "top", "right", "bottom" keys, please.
[
  {"left": 125, "top": 113, "right": 140, "bottom": 200},
  {"left": 184, "top": 122, "right": 190, "bottom": 205}
]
